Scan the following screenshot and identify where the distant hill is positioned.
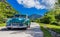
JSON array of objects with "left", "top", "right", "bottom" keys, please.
[{"left": 29, "top": 14, "right": 42, "bottom": 20}]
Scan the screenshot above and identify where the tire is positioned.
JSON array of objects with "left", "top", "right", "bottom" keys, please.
[
  {"left": 27, "top": 24, "right": 30, "bottom": 28},
  {"left": 23, "top": 28, "right": 27, "bottom": 30},
  {"left": 7, "top": 28, "right": 11, "bottom": 30}
]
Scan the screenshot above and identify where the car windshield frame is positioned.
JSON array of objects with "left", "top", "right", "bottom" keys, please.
[{"left": 14, "top": 14, "right": 26, "bottom": 18}]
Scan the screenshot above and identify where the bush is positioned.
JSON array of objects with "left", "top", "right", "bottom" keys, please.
[
  {"left": 52, "top": 28, "right": 60, "bottom": 34},
  {"left": 40, "top": 17, "right": 51, "bottom": 24},
  {"left": 0, "top": 23, "right": 6, "bottom": 27},
  {"left": 51, "top": 22, "right": 60, "bottom": 26},
  {"left": 51, "top": 22, "right": 58, "bottom": 25},
  {"left": 35, "top": 19, "right": 40, "bottom": 23},
  {"left": 40, "top": 26, "right": 52, "bottom": 37}
]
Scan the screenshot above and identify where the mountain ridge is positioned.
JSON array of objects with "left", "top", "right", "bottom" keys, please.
[{"left": 29, "top": 14, "right": 42, "bottom": 20}]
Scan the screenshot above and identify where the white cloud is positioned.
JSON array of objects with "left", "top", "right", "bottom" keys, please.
[
  {"left": 42, "top": 0, "right": 57, "bottom": 9},
  {"left": 17, "top": 0, "right": 57, "bottom": 9}
]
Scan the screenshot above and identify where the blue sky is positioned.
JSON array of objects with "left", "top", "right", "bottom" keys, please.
[{"left": 7, "top": 0, "right": 56, "bottom": 15}]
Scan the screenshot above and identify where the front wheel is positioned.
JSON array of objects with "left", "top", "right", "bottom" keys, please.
[
  {"left": 27, "top": 26, "right": 30, "bottom": 28},
  {"left": 27, "top": 23, "right": 30, "bottom": 28}
]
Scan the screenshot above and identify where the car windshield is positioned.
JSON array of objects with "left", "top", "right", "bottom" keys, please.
[{"left": 14, "top": 14, "right": 26, "bottom": 18}]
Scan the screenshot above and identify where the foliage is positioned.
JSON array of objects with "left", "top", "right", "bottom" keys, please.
[
  {"left": 33, "top": 0, "right": 60, "bottom": 25},
  {"left": 34, "top": 18, "right": 40, "bottom": 23},
  {"left": 0, "top": 23, "right": 6, "bottom": 27},
  {"left": 40, "top": 15, "right": 55, "bottom": 24},
  {"left": 0, "top": 0, "right": 18, "bottom": 23},
  {"left": 36, "top": 0, "right": 60, "bottom": 34},
  {"left": 47, "top": 25, "right": 60, "bottom": 34},
  {"left": 40, "top": 23, "right": 60, "bottom": 34},
  {"left": 39, "top": 6, "right": 60, "bottom": 25},
  {"left": 40, "top": 24, "right": 52, "bottom": 37},
  {"left": 58, "top": 0, "right": 60, "bottom": 4}
]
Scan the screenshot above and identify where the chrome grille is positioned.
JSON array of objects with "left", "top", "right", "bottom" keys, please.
[{"left": 12, "top": 23, "right": 23, "bottom": 26}]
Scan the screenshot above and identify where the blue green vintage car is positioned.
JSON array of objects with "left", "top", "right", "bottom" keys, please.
[{"left": 6, "top": 14, "right": 31, "bottom": 29}]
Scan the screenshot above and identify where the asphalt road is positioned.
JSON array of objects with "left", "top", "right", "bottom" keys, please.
[{"left": 0, "top": 22, "right": 43, "bottom": 37}]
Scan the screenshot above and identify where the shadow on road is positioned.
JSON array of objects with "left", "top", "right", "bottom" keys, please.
[
  {"left": 9, "top": 26, "right": 43, "bottom": 37},
  {"left": 0, "top": 23, "right": 43, "bottom": 37},
  {"left": 25, "top": 27, "right": 43, "bottom": 37},
  {"left": 0, "top": 28, "right": 27, "bottom": 31}
]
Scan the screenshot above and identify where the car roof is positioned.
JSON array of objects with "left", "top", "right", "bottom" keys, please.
[{"left": 15, "top": 14, "right": 27, "bottom": 16}]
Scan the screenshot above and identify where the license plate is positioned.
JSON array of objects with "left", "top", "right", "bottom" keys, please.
[
  {"left": 19, "top": 24, "right": 23, "bottom": 26},
  {"left": 12, "top": 23, "right": 18, "bottom": 26}
]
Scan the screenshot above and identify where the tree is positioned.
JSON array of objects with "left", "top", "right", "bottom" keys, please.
[{"left": 0, "top": 0, "right": 18, "bottom": 23}]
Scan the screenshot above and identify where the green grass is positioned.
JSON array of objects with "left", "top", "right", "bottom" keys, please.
[
  {"left": 40, "top": 23, "right": 60, "bottom": 34},
  {"left": 40, "top": 26, "right": 52, "bottom": 37},
  {"left": 0, "top": 23, "right": 6, "bottom": 27},
  {"left": 46, "top": 24, "right": 60, "bottom": 34},
  {"left": 40, "top": 23, "right": 52, "bottom": 37}
]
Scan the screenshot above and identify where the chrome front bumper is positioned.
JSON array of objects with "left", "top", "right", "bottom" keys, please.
[
  {"left": 6, "top": 23, "right": 27, "bottom": 28},
  {"left": 6, "top": 26, "right": 27, "bottom": 28}
]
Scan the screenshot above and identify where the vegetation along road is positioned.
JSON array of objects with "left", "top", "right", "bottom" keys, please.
[{"left": 0, "top": 22, "right": 43, "bottom": 37}]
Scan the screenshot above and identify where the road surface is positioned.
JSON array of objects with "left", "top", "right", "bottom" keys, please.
[{"left": 0, "top": 22, "right": 43, "bottom": 37}]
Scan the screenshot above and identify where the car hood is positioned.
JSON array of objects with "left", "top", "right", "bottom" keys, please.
[{"left": 8, "top": 18, "right": 26, "bottom": 23}]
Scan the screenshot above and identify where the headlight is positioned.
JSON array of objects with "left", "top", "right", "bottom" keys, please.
[
  {"left": 6, "top": 23, "right": 11, "bottom": 26},
  {"left": 6, "top": 18, "right": 11, "bottom": 23},
  {"left": 23, "top": 20, "right": 27, "bottom": 24}
]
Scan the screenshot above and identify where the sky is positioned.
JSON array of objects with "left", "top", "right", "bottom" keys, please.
[{"left": 7, "top": 0, "right": 57, "bottom": 15}]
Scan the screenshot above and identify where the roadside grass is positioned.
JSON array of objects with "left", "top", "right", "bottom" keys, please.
[
  {"left": 41, "top": 27, "right": 52, "bottom": 37},
  {"left": 46, "top": 24, "right": 60, "bottom": 34},
  {"left": 40, "top": 23, "right": 52, "bottom": 37},
  {"left": 40, "top": 23, "right": 60, "bottom": 34},
  {"left": 0, "top": 23, "right": 6, "bottom": 27}
]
